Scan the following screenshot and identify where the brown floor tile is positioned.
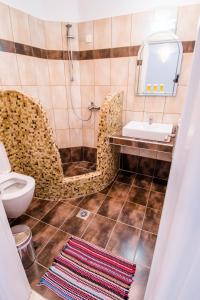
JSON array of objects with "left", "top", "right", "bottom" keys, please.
[
  {"left": 106, "top": 222, "right": 140, "bottom": 261},
  {"left": 62, "top": 196, "right": 84, "bottom": 206},
  {"left": 143, "top": 208, "right": 161, "bottom": 234},
  {"left": 26, "top": 198, "right": 56, "bottom": 220},
  {"left": 128, "top": 186, "right": 149, "bottom": 206},
  {"left": 151, "top": 177, "right": 167, "bottom": 193},
  {"left": 97, "top": 196, "right": 125, "bottom": 220},
  {"left": 82, "top": 214, "right": 116, "bottom": 248},
  {"left": 41, "top": 202, "right": 76, "bottom": 228},
  {"left": 134, "top": 174, "right": 152, "bottom": 189},
  {"left": 154, "top": 160, "right": 171, "bottom": 180},
  {"left": 148, "top": 191, "right": 165, "bottom": 210},
  {"left": 26, "top": 262, "right": 47, "bottom": 296},
  {"left": 135, "top": 230, "right": 157, "bottom": 267},
  {"left": 108, "top": 181, "right": 130, "bottom": 200},
  {"left": 63, "top": 163, "right": 92, "bottom": 177},
  {"left": 37, "top": 230, "right": 70, "bottom": 267},
  {"left": 60, "top": 207, "right": 93, "bottom": 237},
  {"left": 119, "top": 202, "right": 146, "bottom": 228},
  {"left": 116, "top": 170, "right": 135, "bottom": 185},
  {"left": 137, "top": 157, "right": 156, "bottom": 176},
  {"left": 129, "top": 264, "right": 150, "bottom": 300},
  {"left": 11, "top": 214, "right": 39, "bottom": 228},
  {"left": 32, "top": 221, "right": 57, "bottom": 255},
  {"left": 78, "top": 193, "right": 106, "bottom": 213},
  {"left": 121, "top": 153, "right": 139, "bottom": 172},
  {"left": 100, "top": 182, "right": 113, "bottom": 194}
]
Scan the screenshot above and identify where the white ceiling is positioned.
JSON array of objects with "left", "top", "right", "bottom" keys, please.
[{"left": 1, "top": 0, "right": 200, "bottom": 21}]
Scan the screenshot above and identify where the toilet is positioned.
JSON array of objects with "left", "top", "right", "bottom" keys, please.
[{"left": 0, "top": 142, "right": 35, "bottom": 218}]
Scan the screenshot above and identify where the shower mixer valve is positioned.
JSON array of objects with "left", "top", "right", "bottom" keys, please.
[{"left": 88, "top": 102, "right": 100, "bottom": 111}]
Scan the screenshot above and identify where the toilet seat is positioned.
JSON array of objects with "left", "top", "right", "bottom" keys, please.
[{"left": 0, "top": 172, "right": 35, "bottom": 201}]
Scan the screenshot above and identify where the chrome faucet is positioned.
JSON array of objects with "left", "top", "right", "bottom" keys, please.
[
  {"left": 88, "top": 102, "right": 100, "bottom": 111},
  {"left": 149, "top": 117, "right": 153, "bottom": 125}
]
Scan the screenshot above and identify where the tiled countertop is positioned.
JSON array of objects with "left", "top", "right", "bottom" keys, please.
[{"left": 109, "top": 135, "right": 175, "bottom": 153}]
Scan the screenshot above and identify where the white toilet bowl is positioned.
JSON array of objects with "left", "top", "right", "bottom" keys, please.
[{"left": 0, "top": 143, "right": 35, "bottom": 218}]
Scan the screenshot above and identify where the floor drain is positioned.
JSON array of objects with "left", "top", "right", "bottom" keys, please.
[{"left": 76, "top": 209, "right": 90, "bottom": 220}]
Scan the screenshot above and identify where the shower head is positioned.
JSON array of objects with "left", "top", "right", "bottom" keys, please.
[{"left": 66, "top": 24, "right": 72, "bottom": 29}]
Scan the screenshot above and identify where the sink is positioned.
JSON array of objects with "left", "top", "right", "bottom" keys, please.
[{"left": 122, "top": 121, "right": 173, "bottom": 142}]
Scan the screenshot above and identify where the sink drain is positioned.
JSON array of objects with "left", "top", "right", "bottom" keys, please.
[{"left": 76, "top": 209, "right": 90, "bottom": 220}]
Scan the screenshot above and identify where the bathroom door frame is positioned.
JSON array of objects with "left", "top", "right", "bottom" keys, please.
[
  {"left": 0, "top": 197, "right": 31, "bottom": 300},
  {"left": 144, "top": 24, "right": 200, "bottom": 299}
]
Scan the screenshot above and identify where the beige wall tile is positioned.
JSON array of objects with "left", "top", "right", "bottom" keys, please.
[
  {"left": 139, "top": 149, "right": 157, "bottom": 159},
  {"left": 46, "top": 109, "right": 55, "bottom": 129},
  {"left": 144, "top": 97, "right": 166, "bottom": 113},
  {"left": 112, "top": 15, "right": 131, "bottom": 47},
  {"left": 111, "top": 57, "right": 129, "bottom": 85},
  {"left": 165, "top": 86, "right": 187, "bottom": 114},
  {"left": 10, "top": 7, "right": 31, "bottom": 44},
  {"left": 156, "top": 151, "right": 172, "bottom": 162},
  {"left": 94, "top": 18, "right": 111, "bottom": 49},
  {"left": 80, "top": 60, "right": 94, "bottom": 85},
  {"left": 82, "top": 108, "right": 95, "bottom": 128},
  {"left": 56, "top": 129, "right": 70, "bottom": 148},
  {"left": 44, "top": 21, "right": 63, "bottom": 50},
  {"left": 48, "top": 60, "right": 65, "bottom": 85},
  {"left": 51, "top": 86, "right": 68, "bottom": 109},
  {"left": 68, "top": 109, "right": 82, "bottom": 128},
  {"left": 70, "top": 128, "right": 83, "bottom": 147},
  {"left": 65, "top": 60, "right": 80, "bottom": 85},
  {"left": 78, "top": 21, "right": 93, "bottom": 51},
  {"left": 162, "top": 113, "right": 180, "bottom": 125},
  {"left": 0, "top": 53, "right": 20, "bottom": 85},
  {"left": 83, "top": 128, "right": 95, "bottom": 147},
  {"left": 35, "top": 58, "right": 50, "bottom": 85},
  {"left": 94, "top": 59, "right": 110, "bottom": 85},
  {"left": 128, "top": 57, "right": 137, "bottom": 85},
  {"left": 1, "top": 85, "right": 22, "bottom": 92},
  {"left": 81, "top": 85, "right": 95, "bottom": 108},
  {"left": 131, "top": 11, "right": 154, "bottom": 45},
  {"left": 121, "top": 146, "right": 140, "bottom": 156},
  {"left": 37, "top": 86, "right": 52, "bottom": 109},
  {"left": 176, "top": 4, "right": 200, "bottom": 41},
  {"left": 95, "top": 86, "right": 111, "bottom": 106},
  {"left": 68, "top": 85, "right": 81, "bottom": 109},
  {"left": 0, "top": 2, "right": 13, "bottom": 40},
  {"left": 179, "top": 53, "right": 193, "bottom": 86},
  {"left": 29, "top": 15, "right": 46, "bottom": 48},
  {"left": 22, "top": 86, "right": 38, "bottom": 99},
  {"left": 125, "top": 111, "right": 144, "bottom": 123},
  {"left": 17, "top": 55, "right": 36, "bottom": 85},
  {"left": 143, "top": 112, "right": 163, "bottom": 123},
  {"left": 54, "top": 109, "right": 69, "bottom": 129},
  {"left": 126, "top": 85, "right": 145, "bottom": 111}
]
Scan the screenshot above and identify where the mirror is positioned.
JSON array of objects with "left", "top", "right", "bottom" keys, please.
[{"left": 136, "top": 32, "right": 183, "bottom": 96}]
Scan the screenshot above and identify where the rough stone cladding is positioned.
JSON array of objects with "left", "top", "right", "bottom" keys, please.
[{"left": 0, "top": 90, "right": 123, "bottom": 199}]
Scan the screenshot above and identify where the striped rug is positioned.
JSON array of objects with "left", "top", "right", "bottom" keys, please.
[{"left": 40, "top": 236, "right": 136, "bottom": 300}]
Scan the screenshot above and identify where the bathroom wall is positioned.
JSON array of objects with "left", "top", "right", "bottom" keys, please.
[
  {"left": 0, "top": 2, "right": 199, "bottom": 154},
  {"left": 0, "top": 1, "right": 82, "bottom": 148},
  {"left": 77, "top": 5, "right": 199, "bottom": 157}
]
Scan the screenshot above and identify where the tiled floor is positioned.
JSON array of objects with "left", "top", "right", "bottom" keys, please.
[
  {"left": 62, "top": 161, "right": 96, "bottom": 177},
  {"left": 11, "top": 167, "right": 168, "bottom": 300}
]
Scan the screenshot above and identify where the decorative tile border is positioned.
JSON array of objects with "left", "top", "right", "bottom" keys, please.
[{"left": 0, "top": 39, "right": 195, "bottom": 60}]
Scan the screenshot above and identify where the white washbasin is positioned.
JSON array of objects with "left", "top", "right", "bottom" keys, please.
[{"left": 122, "top": 121, "right": 173, "bottom": 142}]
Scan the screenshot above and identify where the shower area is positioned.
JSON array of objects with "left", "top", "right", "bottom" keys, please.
[{"left": 60, "top": 24, "right": 100, "bottom": 178}]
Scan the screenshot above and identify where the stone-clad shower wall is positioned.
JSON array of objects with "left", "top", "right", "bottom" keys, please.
[{"left": 0, "top": 90, "right": 122, "bottom": 199}]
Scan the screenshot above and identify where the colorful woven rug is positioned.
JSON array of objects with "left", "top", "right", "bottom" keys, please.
[{"left": 40, "top": 236, "right": 136, "bottom": 300}]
